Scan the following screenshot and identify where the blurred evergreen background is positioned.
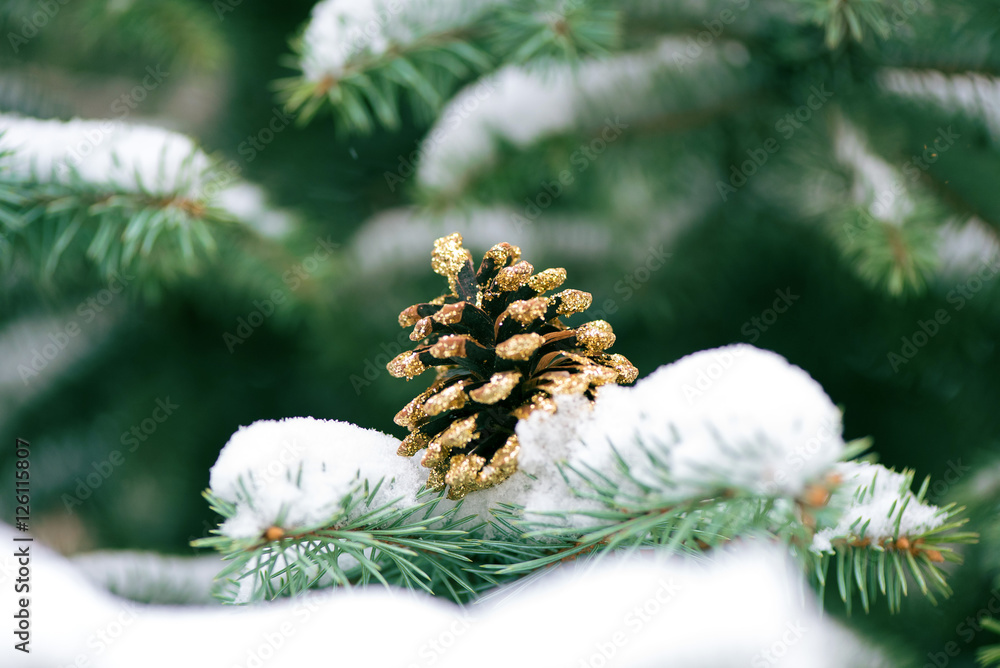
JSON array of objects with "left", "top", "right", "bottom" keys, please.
[{"left": 1, "top": 0, "right": 999, "bottom": 664}]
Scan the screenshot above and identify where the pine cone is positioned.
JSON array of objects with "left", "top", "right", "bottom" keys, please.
[{"left": 387, "top": 233, "right": 638, "bottom": 500}]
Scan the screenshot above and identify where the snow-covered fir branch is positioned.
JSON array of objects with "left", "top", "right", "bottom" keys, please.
[
  {"left": 1, "top": 521, "right": 891, "bottom": 667},
  {"left": 196, "top": 345, "right": 974, "bottom": 610},
  {"left": 0, "top": 113, "right": 299, "bottom": 279},
  {"left": 415, "top": 37, "right": 753, "bottom": 197},
  {"left": 0, "top": 114, "right": 213, "bottom": 198},
  {"left": 298, "top": 0, "right": 499, "bottom": 84},
  {"left": 811, "top": 461, "right": 951, "bottom": 554},
  {"left": 207, "top": 417, "right": 426, "bottom": 540},
  {"left": 879, "top": 68, "right": 1000, "bottom": 144}
]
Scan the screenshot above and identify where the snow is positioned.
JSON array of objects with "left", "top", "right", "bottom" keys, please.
[
  {"left": 416, "top": 37, "right": 745, "bottom": 195},
  {"left": 879, "top": 68, "right": 1000, "bottom": 144},
  {"left": 209, "top": 417, "right": 428, "bottom": 540},
  {"left": 0, "top": 113, "right": 213, "bottom": 197},
  {"left": 215, "top": 182, "right": 297, "bottom": 239},
  {"left": 0, "top": 523, "right": 887, "bottom": 668},
  {"left": 70, "top": 551, "right": 225, "bottom": 605},
  {"left": 936, "top": 216, "right": 1000, "bottom": 277},
  {"left": 510, "top": 345, "right": 845, "bottom": 517},
  {"left": 833, "top": 115, "right": 914, "bottom": 224},
  {"left": 299, "top": 0, "right": 500, "bottom": 82},
  {"left": 449, "top": 345, "right": 845, "bottom": 533},
  {"left": 811, "top": 461, "right": 948, "bottom": 553}
]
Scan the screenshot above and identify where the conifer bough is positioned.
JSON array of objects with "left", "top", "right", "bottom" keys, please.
[{"left": 387, "top": 232, "right": 637, "bottom": 499}]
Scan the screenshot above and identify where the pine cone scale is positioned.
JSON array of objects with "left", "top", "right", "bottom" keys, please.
[{"left": 388, "top": 233, "right": 637, "bottom": 499}]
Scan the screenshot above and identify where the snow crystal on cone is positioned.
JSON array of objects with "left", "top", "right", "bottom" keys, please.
[{"left": 209, "top": 417, "right": 426, "bottom": 539}]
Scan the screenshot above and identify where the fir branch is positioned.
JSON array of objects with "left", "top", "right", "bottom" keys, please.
[
  {"left": 193, "top": 482, "right": 495, "bottom": 603},
  {"left": 979, "top": 618, "right": 1000, "bottom": 666}
]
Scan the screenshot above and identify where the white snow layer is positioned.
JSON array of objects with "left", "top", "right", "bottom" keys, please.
[
  {"left": 833, "top": 114, "right": 914, "bottom": 224},
  {"left": 879, "top": 67, "right": 1000, "bottom": 143},
  {"left": 0, "top": 114, "right": 296, "bottom": 235},
  {"left": 811, "top": 461, "right": 947, "bottom": 553},
  {"left": 206, "top": 347, "right": 843, "bottom": 537},
  {"left": 209, "top": 417, "right": 427, "bottom": 539},
  {"left": 936, "top": 216, "right": 1000, "bottom": 277},
  {"left": 0, "top": 114, "right": 213, "bottom": 197},
  {"left": 504, "top": 344, "right": 845, "bottom": 518},
  {"left": 0, "top": 524, "right": 888, "bottom": 668},
  {"left": 299, "top": 0, "right": 500, "bottom": 82},
  {"left": 415, "top": 37, "right": 749, "bottom": 195},
  {"left": 215, "top": 182, "right": 297, "bottom": 239},
  {"left": 70, "top": 551, "right": 225, "bottom": 605}
]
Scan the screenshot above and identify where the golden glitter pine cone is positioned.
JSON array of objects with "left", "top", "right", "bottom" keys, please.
[{"left": 387, "top": 233, "right": 637, "bottom": 499}]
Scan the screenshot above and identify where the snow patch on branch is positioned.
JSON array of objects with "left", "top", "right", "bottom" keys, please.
[
  {"left": 832, "top": 115, "right": 913, "bottom": 224},
  {"left": 416, "top": 37, "right": 749, "bottom": 196},
  {"left": 299, "top": 0, "right": 499, "bottom": 82},
  {"left": 208, "top": 417, "right": 426, "bottom": 539},
  {"left": 0, "top": 113, "right": 213, "bottom": 198},
  {"left": 879, "top": 68, "right": 1000, "bottom": 143},
  {"left": 513, "top": 344, "right": 844, "bottom": 515},
  {"left": 811, "top": 461, "right": 947, "bottom": 553}
]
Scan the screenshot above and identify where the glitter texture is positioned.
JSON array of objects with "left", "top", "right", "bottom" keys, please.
[
  {"left": 388, "top": 233, "right": 636, "bottom": 499},
  {"left": 410, "top": 316, "right": 434, "bottom": 341},
  {"left": 396, "top": 430, "right": 429, "bottom": 457},
  {"left": 432, "top": 232, "right": 473, "bottom": 295},
  {"left": 553, "top": 289, "right": 593, "bottom": 315},
  {"left": 528, "top": 267, "right": 567, "bottom": 294},
  {"left": 505, "top": 298, "right": 548, "bottom": 326},
  {"left": 388, "top": 351, "right": 428, "bottom": 379},
  {"left": 430, "top": 335, "right": 468, "bottom": 359},
  {"left": 599, "top": 353, "right": 639, "bottom": 383},
  {"left": 494, "top": 261, "right": 534, "bottom": 292},
  {"left": 423, "top": 381, "right": 468, "bottom": 416},
  {"left": 469, "top": 370, "right": 521, "bottom": 404},
  {"left": 576, "top": 320, "right": 615, "bottom": 352},
  {"left": 496, "top": 333, "right": 545, "bottom": 360}
]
